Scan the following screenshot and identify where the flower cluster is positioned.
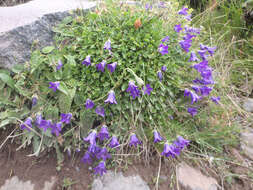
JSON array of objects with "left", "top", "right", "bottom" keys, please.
[
  {"left": 20, "top": 113, "right": 72, "bottom": 136},
  {"left": 174, "top": 6, "right": 220, "bottom": 116}
]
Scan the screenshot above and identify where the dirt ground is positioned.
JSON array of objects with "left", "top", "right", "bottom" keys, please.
[{"left": 0, "top": 143, "right": 175, "bottom": 190}]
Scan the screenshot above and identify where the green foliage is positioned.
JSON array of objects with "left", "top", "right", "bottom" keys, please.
[{"left": 0, "top": 1, "right": 238, "bottom": 164}]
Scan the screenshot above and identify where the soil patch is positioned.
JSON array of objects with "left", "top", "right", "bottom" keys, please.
[{"left": 0, "top": 0, "right": 31, "bottom": 6}]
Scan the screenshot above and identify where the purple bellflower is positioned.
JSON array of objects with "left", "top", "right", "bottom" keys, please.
[
  {"left": 49, "top": 82, "right": 60, "bottom": 92},
  {"left": 94, "top": 161, "right": 107, "bottom": 176},
  {"left": 161, "top": 36, "right": 170, "bottom": 43},
  {"left": 174, "top": 136, "right": 190, "bottom": 150},
  {"left": 81, "top": 151, "right": 93, "bottom": 165},
  {"left": 104, "top": 39, "right": 111, "bottom": 50},
  {"left": 60, "top": 113, "right": 72, "bottom": 124},
  {"left": 178, "top": 6, "right": 188, "bottom": 15},
  {"left": 95, "top": 106, "right": 105, "bottom": 117},
  {"left": 200, "top": 86, "right": 213, "bottom": 96},
  {"left": 96, "top": 147, "right": 112, "bottom": 161},
  {"left": 88, "top": 144, "right": 101, "bottom": 154},
  {"left": 200, "top": 44, "right": 216, "bottom": 56},
  {"left": 198, "top": 50, "right": 209, "bottom": 60},
  {"left": 143, "top": 84, "right": 153, "bottom": 95},
  {"left": 183, "top": 33, "right": 196, "bottom": 40},
  {"left": 161, "top": 65, "right": 167, "bottom": 72},
  {"left": 20, "top": 117, "right": 32, "bottom": 131},
  {"left": 104, "top": 90, "right": 117, "bottom": 104},
  {"left": 158, "top": 43, "right": 168, "bottom": 55},
  {"left": 126, "top": 81, "right": 140, "bottom": 99},
  {"left": 129, "top": 133, "right": 142, "bottom": 147},
  {"left": 109, "top": 136, "right": 120, "bottom": 149},
  {"left": 32, "top": 95, "right": 38, "bottom": 107},
  {"left": 83, "top": 130, "right": 97, "bottom": 145},
  {"left": 85, "top": 99, "right": 94, "bottom": 109},
  {"left": 96, "top": 60, "right": 106, "bottom": 72},
  {"left": 192, "top": 85, "right": 201, "bottom": 93},
  {"left": 157, "top": 71, "right": 163, "bottom": 81},
  {"left": 82, "top": 55, "right": 91, "bottom": 66},
  {"left": 179, "top": 40, "right": 192, "bottom": 52},
  {"left": 184, "top": 89, "right": 201, "bottom": 104},
  {"left": 187, "top": 107, "right": 198, "bottom": 117},
  {"left": 98, "top": 125, "right": 109, "bottom": 141},
  {"left": 174, "top": 24, "right": 183, "bottom": 33},
  {"left": 153, "top": 130, "right": 163, "bottom": 143},
  {"left": 161, "top": 143, "right": 179, "bottom": 158},
  {"left": 39, "top": 119, "right": 52, "bottom": 132},
  {"left": 211, "top": 96, "right": 220, "bottom": 104},
  {"left": 145, "top": 3, "right": 152, "bottom": 11},
  {"left": 189, "top": 51, "right": 199, "bottom": 62},
  {"left": 51, "top": 122, "right": 62, "bottom": 136},
  {"left": 56, "top": 60, "right": 63, "bottom": 70},
  {"left": 107, "top": 62, "right": 117, "bottom": 73}
]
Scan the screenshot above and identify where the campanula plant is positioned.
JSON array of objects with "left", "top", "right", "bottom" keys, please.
[{"left": 0, "top": 0, "right": 238, "bottom": 176}]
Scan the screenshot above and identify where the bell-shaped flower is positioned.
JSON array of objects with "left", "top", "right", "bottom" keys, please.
[
  {"left": 178, "top": 6, "right": 188, "bottom": 15},
  {"left": 158, "top": 43, "right": 168, "bottom": 55},
  {"left": 98, "top": 125, "right": 109, "bottom": 141},
  {"left": 153, "top": 130, "right": 163, "bottom": 143},
  {"left": 109, "top": 136, "right": 120, "bottom": 149},
  {"left": 189, "top": 51, "right": 199, "bottom": 62},
  {"left": 129, "top": 133, "right": 142, "bottom": 147},
  {"left": 96, "top": 60, "right": 106, "bottom": 72},
  {"left": 107, "top": 62, "right": 117, "bottom": 73},
  {"left": 126, "top": 81, "right": 140, "bottom": 99},
  {"left": 85, "top": 99, "right": 94, "bottom": 109},
  {"left": 157, "top": 71, "right": 163, "bottom": 81},
  {"left": 104, "top": 90, "right": 117, "bottom": 104},
  {"left": 60, "top": 113, "right": 72, "bottom": 124},
  {"left": 174, "top": 24, "right": 183, "bottom": 33},
  {"left": 83, "top": 130, "right": 97, "bottom": 145},
  {"left": 81, "top": 151, "right": 93, "bottom": 165},
  {"left": 82, "top": 55, "right": 91, "bottom": 66},
  {"left": 104, "top": 39, "right": 111, "bottom": 50},
  {"left": 49, "top": 82, "right": 60, "bottom": 92},
  {"left": 20, "top": 117, "right": 32, "bottom": 131},
  {"left": 51, "top": 122, "right": 62, "bottom": 136},
  {"left": 161, "top": 65, "right": 167, "bottom": 72},
  {"left": 94, "top": 161, "right": 107, "bottom": 176},
  {"left": 143, "top": 84, "right": 153, "bottom": 95},
  {"left": 96, "top": 147, "right": 111, "bottom": 161},
  {"left": 56, "top": 60, "right": 63, "bottom": 70},
  {"left": 95, "top": 106, "right": 105, "bottom": 117},
  {"left": 187, "top": 107, "right": 198, "bottom": 117}
]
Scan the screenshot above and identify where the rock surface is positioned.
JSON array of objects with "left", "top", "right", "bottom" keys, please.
[
  {"left": 240, "top": 127, "right": 253, "bottom": 160},
  {"left": 91, "top": 171, "right": 150, "bottom": 190},
  {"left": 177, "top": 162, "right": 218, "bottom": 190},
  {"left": 242, "top": 98, "right": 253, "bottom": 112},
  {"left": 0, "top": 0, "right": 96, "bottom": 69},
  {"left": 0, "top": 176, "right": 56, "bottom": 190}
]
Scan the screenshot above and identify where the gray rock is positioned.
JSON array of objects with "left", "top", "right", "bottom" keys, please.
[
  {"left": 240, "top": 127, "right": 253, "bottom": 160},
  {"left": 0, "top": 176, "right": 34, "bottom": 190},
  {"left": 177, "top": 162, "right": 218, "bottom": 190},
  {"left": 0, "top": 176, "right": 56, "bottom": 190},
  {"left": 242, "top": 98, "right": 253, "bottom": 112},
  {"left": 0, "top": 0, "right": 96, "bottom": 69},
  {"left": 91, "top": 171, "right": 150, "bottom": 190}
]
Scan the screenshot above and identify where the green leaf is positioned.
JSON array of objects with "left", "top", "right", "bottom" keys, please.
[
  {"left": 64, "top": 55, "right": 76, "bottom": 66},
  {"left": 42, "top": 46, "right": 55, "bottom": 54},
  {"left": 0, "top": 118, "right": 17, "bottom": 128},
  {"left": 58, "top": 82, "right": 69, "bottom": 95},
  {"left": 11, "top": 64, "right": 24, "bottom": 74},
  {"left": 0, "top": 73, "right": 15, "bottom": 89}
]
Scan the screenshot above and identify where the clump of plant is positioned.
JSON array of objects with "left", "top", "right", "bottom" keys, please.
[{"left": 0, "top": 0, "right": 233, "bottom": 175}]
